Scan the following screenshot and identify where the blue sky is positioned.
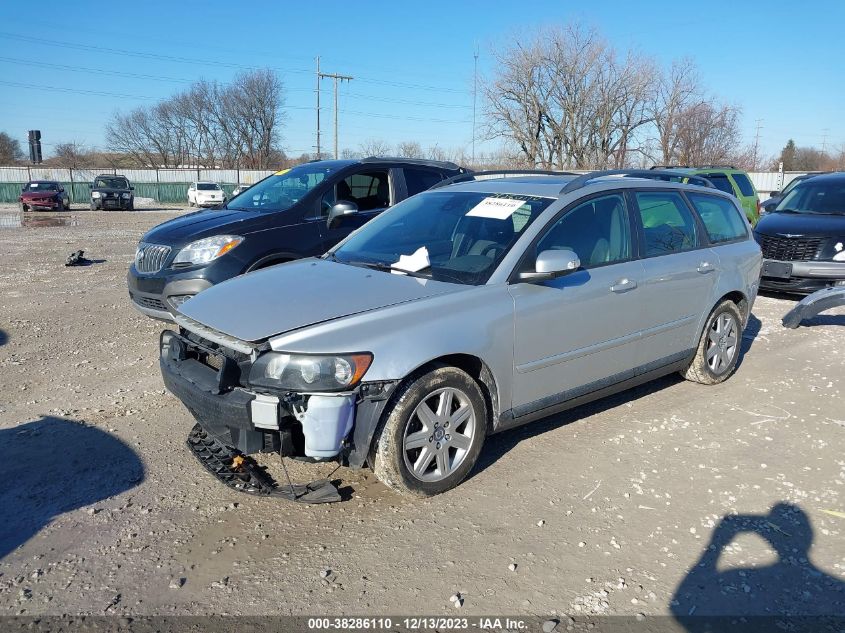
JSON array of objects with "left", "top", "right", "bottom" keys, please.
[{"left": 0, "top": 0, "right": 842, "bottom": 162}]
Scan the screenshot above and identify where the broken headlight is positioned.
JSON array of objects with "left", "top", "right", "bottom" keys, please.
[{"left": 249, "top": 352, "right": 373, "bottom": 392}]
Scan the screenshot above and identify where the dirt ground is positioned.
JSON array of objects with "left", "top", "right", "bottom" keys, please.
[{"left": 0, "top": 205, "right": 843, "bottom": 619}]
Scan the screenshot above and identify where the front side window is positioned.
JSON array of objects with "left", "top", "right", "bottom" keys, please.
[
  {"left": 731, "top": 173, "right": 756, "bottom": 197},
  {"left": 322, "top": 170, "right": 390, "bottom": 215},
  {"left": 331, "top": 191, "right": 554, "bottom": 285},
  {"left": 534, "top": 193, "right": 631, "bottom": 268},
  {"left": 636, "top": 191, "right": 699, "bottom": 256},
  {"left": 228, "top": 163, "right": 334, "bottom": 213},
  {"left": 777, "top": 180, "right": 845, "bottom": 215},
  {"left": 688, "top": 193, "right": 748, "bottom": 243}
]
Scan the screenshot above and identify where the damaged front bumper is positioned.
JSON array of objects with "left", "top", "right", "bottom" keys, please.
[{"left": 159, "top": 330, "right": 396, "bottom": 469}]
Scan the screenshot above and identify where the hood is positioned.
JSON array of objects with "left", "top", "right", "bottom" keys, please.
[
  {"left": 92, "top": 187, "right": 130, "bottom": 193},
  {"left": 177, "top": 258, "right": 465, "bottom": 342},
  {"left": 142, "top": 207, "right": 279, "bottom": 244},
  {"left": 755, "top": 211, "right": 845, "bottom": 237},
  {"left": 21, "top": 190, "right": 59, "bottom": 199}
]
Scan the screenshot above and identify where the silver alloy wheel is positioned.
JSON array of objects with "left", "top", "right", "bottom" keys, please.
[
  {"left": 402, "top": 386, "right": 477, "bottom": 483},
  {"left": 706, "top": 312, "right": 739, "bottom": 374}
]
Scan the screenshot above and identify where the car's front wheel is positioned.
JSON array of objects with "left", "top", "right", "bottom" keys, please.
[
  {"left": 373, "top": 365, "right": 486, "bottom": 497},
  {"left": 682, "top": 299, "right": 744, "bottom": 384}
]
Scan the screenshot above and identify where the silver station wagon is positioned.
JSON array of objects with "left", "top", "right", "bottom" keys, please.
[{"left": 160, "top": 169, "right": 762, "bottom": 497}]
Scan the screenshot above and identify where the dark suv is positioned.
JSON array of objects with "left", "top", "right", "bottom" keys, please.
[
  {"left": 90, "top": 174, "right": 134, "bottom": 211},
  {"left": 128, "top": 157, "right": 465, "bottom": 320}
]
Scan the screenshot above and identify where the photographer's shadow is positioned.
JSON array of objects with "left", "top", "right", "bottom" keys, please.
[
  {"left": 0, "top": 417, "right": 144, "bottom": 559},
  {"left": 671, "top": 502, "right": 845, "bottom": 622}
]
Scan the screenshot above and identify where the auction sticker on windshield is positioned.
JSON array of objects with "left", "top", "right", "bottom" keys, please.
[{"left": 466, "top": 196, "right": 527, "bottom": 220}]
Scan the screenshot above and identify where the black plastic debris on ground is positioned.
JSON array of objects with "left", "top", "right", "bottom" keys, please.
[
  {"left": 782, "top": 286, "right": 845, "bottom": 328},
  {"left": 65, "top": 250, "right": 91, "bottom": 266},
  {"left": 186, "top": 423, "right": 341, "bottom": 504}
]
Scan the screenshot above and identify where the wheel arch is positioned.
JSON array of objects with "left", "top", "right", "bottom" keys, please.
[
  {"left": 715, "top": 290, "right": 749, "bottom": 324},
  {"left": 246, "top": 253, "right": 298, "bottom": 273}
]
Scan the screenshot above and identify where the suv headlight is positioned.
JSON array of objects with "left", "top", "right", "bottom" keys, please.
[
  {"left": 92, "top": 191, "right": 101, "bottom": 198},
  {"left": 172, "top": 235, "right": 243, "bottom": 266},
  {"left": 250, "top": 352, "right": 373, "bottom": 392},
  {"left": 121, "top": 192, "right": 131, "bottom": 199}
]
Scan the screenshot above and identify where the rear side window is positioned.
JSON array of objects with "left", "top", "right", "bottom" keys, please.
[
  {"left": 404, "top": 168, "right": 444, "bottom": 196},
  {"left": 701, "top": 174, "right": 735, "bottom": 195},
  {"left": 688, "top": 193, "right": 748, "bottom": 243},
  {"left": 635, "top": 191, "right": 699, "bottom": 256},
  {"left": 731, "top": 173, "right": 756, "bottom": 197}
]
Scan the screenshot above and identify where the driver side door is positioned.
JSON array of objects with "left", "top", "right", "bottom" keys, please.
[{"left": 319, "top": 168, "right": 395, "bottom": 251}]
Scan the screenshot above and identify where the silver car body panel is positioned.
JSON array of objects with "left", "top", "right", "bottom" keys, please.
[{"left": 173, "top": 175, "right": 762, "bottom": 433}]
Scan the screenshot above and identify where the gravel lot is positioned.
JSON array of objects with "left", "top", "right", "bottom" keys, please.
[{"left": 0, "top": 205, "right": 843, "bottom": 619}]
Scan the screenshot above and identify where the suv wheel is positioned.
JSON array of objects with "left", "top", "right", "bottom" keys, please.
[
  {"left": 373, "top": 366, "right": 486, "bottom": 497},
  {"left": 682, "top": 300, "right": 743, "bottom": 384},
  {"left": 90, "top": 201, "right": 97, "bottom": 211}
]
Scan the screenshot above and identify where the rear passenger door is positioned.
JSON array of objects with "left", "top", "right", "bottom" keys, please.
[{"left": 631, "top": 189, "right": 720, "bottom": 370}]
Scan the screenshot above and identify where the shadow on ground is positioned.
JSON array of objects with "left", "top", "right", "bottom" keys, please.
[
  {"left": 0, "top": 417, "right": 144, "bottom": 559},
  {"left": 0, "top": 329, "right": 7, "bottom": 346},
  {"left": 671, "top": 502, "right": 845, "bottom": 626}
]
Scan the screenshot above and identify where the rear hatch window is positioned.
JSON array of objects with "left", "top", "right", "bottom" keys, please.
[
  {"left": 730, "top": 173, "right": 756, "bottom": 197},
  {"left": 701, "top": 173, "right": 735, "bottom": 195}
]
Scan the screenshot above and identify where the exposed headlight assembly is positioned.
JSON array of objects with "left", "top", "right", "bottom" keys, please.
[
  {"left": 92, "top": 191, "right": 102, "bottom": 198},
  {"left": 172, "top": 235, "right": 243, "bottom": 266},
  {"left": 833, "top": 241, "right": 845, "bottom": 261},
  {"left": 121, "top": 192, "right": 131, "bottom": 199},
  {"left": 250, "top": 352, "right": 373, "bottom": 392}
]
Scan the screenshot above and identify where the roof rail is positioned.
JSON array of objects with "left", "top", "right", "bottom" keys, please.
[
  {"left": 650, "top": 164, "right": 738, "bottom": 170},
  {"left": 559, "top": 169, "right": 715, "bottom": 194},
  {"left": 360, "top": 156, "right": 462, "bottom": 169},
  {"left": 649, "top": 165, "right": 689, "bottom": 170},
  {"left": 428, "top": 169, "right": 577, "bottom": 191}
]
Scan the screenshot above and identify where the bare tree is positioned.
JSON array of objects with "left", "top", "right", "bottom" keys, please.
[
  {"left": 673, "top": 102, "right": 743, "bottom": 166},
  {"left": 106, "top": 69, "right": 285, "bottom": 168},
  {"left": 359, "top": 139, "right": 393, "bottom": 157},
  {"left": 395, "top": 141, "right": 423, "bottom": 158},
  {"left": 51, "top": 142, "right": 92, "bottom": 168},
  {"left": 0, "top": 131, "right": 24, "bottom": 164},
  {"left": 648, "top": 59, "right": 702, "bottom": 165}
]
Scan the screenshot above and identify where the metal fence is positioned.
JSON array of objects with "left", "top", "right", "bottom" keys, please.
[
  {"left": 0, "top": 166, "right": 276, "bottom": 204},
  {"left": 0, "top": 166, "right": 808, "bottom": 205}
]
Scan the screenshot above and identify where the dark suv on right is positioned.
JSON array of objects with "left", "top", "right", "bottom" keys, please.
[
  {"left": 128, "top": 157, "right": 465, "bottom": 321},
  {"left": 90, "top": 174, "right": 134, "bottom": 210}
]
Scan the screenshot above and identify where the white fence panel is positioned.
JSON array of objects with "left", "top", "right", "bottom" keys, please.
[{"left": 0, "top": 167, "right": 32, "bottom": 181}]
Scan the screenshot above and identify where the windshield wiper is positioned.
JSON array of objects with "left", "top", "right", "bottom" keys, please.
[
  {"left": 775, "top": 208, "right": 800, "bottom": 213},
  {"left": 342, "top": 260, "right": 433, "bottom": 279}
]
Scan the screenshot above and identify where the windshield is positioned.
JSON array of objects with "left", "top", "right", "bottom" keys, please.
[
  {"left": 227, "top": 164, "right": 334, "bottom": 212},
  {"left": 331, "top": 191, "right": 555, "bottom": 285},
  {"left": 95, "top": 177, "right": 129, "bottom": 189},
  {"left": 776, "top": 180, "right": 845, "bottom": 215},
  {"left": 197, "top": 183, "right": 220, "bottom": 191},
  {"left": 26, "top": 182, "right": 58, "bottom": 191}
]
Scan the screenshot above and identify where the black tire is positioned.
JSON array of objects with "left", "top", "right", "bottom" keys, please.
[
  {"left": 63, "top": 199, "right": 70, "bottom": 211},
  {"left": 373, "top": 365, "right": 487, "bottom": 497},
  {"left": 682, "top": 300, "right": 744, "bottom": 385},
  {"left": 128, "top": 199, "right": 134, "bottom": 211},
  {"left": 21, "top": 203, "right": 28, "bottom": 213},
  {"left": 90, "top": 201, "right": 97, "bottom": 211}
]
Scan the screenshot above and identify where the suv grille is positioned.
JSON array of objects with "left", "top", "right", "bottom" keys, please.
[
  {"left": 131, "top": 294, "right": 167, "bottom": 311},
  {"left": 135, "top": 243, "right": 171, "bottom": 273},
  {"left": 757, "top": 234, "right": 823, "bottom": 262}
]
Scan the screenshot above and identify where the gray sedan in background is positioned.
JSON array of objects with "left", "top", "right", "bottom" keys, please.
[{"left": 160, "top": 170, "right": 762, "bottom": 496}]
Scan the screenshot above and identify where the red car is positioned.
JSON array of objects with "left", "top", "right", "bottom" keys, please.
[{"left": 20, "top": 180, "right": 70, "bottom": 211}]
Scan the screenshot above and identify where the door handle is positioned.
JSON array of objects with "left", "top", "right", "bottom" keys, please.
[
  {"left": 697, "top": 261, "right": 715, "bottom": 273},
  {"left": 610, "top": 278, "right": 637, "bottom": 293}
]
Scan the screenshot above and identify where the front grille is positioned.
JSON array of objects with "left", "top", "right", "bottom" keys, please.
[
  {"left": 131, "top": 294, "right": 167, "bottom": 311},
  {"left": 757, "top": 234, "right": 824, "bottom": 262},
  {"left": 135, "top": 243, "right": 171, "bottom": 273}
]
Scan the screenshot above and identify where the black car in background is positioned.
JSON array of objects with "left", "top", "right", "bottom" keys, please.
[
  {"left": 127, "top": 157, "right": 465, "bottom": 320},
  {"left": 755, "top": 172, "right": 845, "bottom": 294},
  {"left": 90, "top": 174, "right": 134, "bottom": 210},
  {"left": 760, "top": 172, "right": 827, "bottom": 214}
]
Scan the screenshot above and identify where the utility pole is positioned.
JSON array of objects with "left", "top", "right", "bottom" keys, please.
[
  {"left": 752, "top": 119, "right": 763, "bottom": 170},
  {"left": 318, "top": 69, "right": 353, "bottom": 159},
  {"left": 472, "top": 43, "right": 479, "bottom": 166},
  {"left": 315, "top": 56, "right": 321, "bottom": 160},
  {"left": 821, "top": 128, "right": 830, "bottom": 154}
]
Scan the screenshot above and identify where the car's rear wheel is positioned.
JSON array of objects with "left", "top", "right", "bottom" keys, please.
[
  {"left": 682, "top": 300, "right": 743, "bottom": 384},
  {"left": 373, "top": 366, "right": 486, "bottom": 497}
]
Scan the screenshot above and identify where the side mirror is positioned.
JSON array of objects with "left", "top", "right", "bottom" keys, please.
[
  {"left": 130, "top": 185, "right": 135, "bottom": 190},
  {"left": 59, "top": 187, "right": 65, "bottom": 192},
  {"left": 88, "top": 184, "right": 93, "bottom": 189},
  {"left": 327, "top": 201, "right": 359, "bottom": 228},
  {"left": 519, "top": 249, "right": 581, "bottom": 282}
]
